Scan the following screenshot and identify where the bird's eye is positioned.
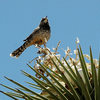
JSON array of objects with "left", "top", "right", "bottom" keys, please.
[
  {"left": 42, "top": 18, "right": 45, "bottom": 21},
  {"left": 41, "top": 17, "right": 48, "bottom": 23}
]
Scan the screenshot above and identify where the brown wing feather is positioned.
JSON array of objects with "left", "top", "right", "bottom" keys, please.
[{"left": 23, "top": 27, "right": 40, "bottom": 41}]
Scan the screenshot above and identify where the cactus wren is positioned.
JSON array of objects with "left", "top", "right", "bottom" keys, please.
[{"left": 10, "top": 16, "right": 51, "bottom": 58}]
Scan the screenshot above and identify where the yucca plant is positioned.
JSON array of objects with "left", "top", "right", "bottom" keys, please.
[{"left": 0, "top": 39, "right": 100, "bottom": 100}]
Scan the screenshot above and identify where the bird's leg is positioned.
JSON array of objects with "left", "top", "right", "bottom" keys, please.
[
  {"left": 35, "top": 44, "right": 41, "bottom": 49},
  {"left": 37, "top": 45, "right": 41, "bottom": 48},
  {"left": 44, "top": 43, "right": 46, "bottom": 48}
]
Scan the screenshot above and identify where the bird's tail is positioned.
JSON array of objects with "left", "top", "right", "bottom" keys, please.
[{"left": 10, "top": 41, "right": 29, "bottom": 58}]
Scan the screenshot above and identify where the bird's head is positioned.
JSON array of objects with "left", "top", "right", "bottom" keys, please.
[
  {"left": 41, "top": 16, "right": 48, "bottom": 23},
  {"left": 39, "top": 16, "right": 50, "bottom": 29}
]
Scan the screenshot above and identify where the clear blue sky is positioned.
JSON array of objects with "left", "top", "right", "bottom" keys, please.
[{"left": 0, "top": 0, "right": 100, "bottom": 99}]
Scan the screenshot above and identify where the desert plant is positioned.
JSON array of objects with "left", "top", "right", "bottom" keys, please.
[{"left": 0, "top": 40, "right": 100, "bottom": 100}]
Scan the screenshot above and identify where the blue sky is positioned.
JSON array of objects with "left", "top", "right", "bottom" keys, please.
[{"left": 0, "top": 0, "right": 100, "bottom": 99}]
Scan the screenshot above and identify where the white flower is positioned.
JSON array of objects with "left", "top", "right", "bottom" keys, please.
[
  {"left": 84, "top": 54, "right": 90, "bottom": 60},
  {"left": 55, "top": 54, "right": 61, "bottom": 59},
  {"left": 93, "top": 59, "right": 99, "bottom": 67},
  {"left": 76, "top": 37, "right": 80, "bottom": 44},
  {"left": 35, "top": 64, "right": 40, "bottom": 69},
  {"left": 64, "top": 47, "right": 71, "bottom": 57},
  {"left": 52, "top": 48, "right": 56, "bottom": 51},
  {"left": 74, "top": 50, "right": 78, "bottom": 55}
]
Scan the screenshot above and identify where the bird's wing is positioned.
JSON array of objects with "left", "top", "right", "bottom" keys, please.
[{"left": 23, "top": 27, "right": 40, "bottom": 41}]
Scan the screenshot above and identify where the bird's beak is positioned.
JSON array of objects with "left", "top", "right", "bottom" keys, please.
[{"left": 44, "top": 16, "right": 48, "bottom": 23}]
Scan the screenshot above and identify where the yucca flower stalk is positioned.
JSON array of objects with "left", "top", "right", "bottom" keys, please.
[{"left": 0, "top": 38, "right": 100, "bottom": 100}]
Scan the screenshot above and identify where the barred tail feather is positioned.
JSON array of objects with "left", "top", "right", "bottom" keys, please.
[{"left": 10, "top": 42, "right": 29, "bottom": 58}]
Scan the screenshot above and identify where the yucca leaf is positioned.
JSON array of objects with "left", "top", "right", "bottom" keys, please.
[
  {"left": 79, "top": 45, "right": 90, "bottom": 78},
  {"left": 22, "top": 70, "right": 61, "bottom": 100},
  {"left": 6, "top": 92, "right": 38, "bottom": 99},
  {"left": 25, "top": 75, "right": 51, "bottom": 88},
  {"left": 73, "top": 62, "right": 91, "bottom": 100},
  {"left": 16, "top": 89, "right": 40, "bottom": 100},
  {"left": 38, "top": 62, "right": 74, "bottom": 100},
  {"left": 78, "top": 45, "right": 92, "bottom": 92},
  {"left": 63, "top": 57, "right": 77, "bottom": 79},
  {"left": 0, "top": 84, "right": 18, "bottom": 93},
  {"left": 16, "top": 89, "right": 33, "bottom": 100},
  {"left": 27, "top": 64, "right": 62, "bottom": 89},
  {"left": 62, "top": 57, "right": 81, "bottom": 90},
  {"left": 51, "top": 57, "right": 80, "bottom": 100},
  {"left": 26, "top": 82, "right": 40, "bottom": 87},
  {"left": 23, "top": 65, "right": 52, "bottom": 88},
  {"left": 0, "top": 91, "right": 18, "bottom": 100},
  {"left": 98, "top": 55, "right": 100, "bottom": 88},
  {"left": 4, "top": 76, "right": 47, "bottom": 100},
  {"left": 47, "top": 65, "right": 63, "bottom": 80},
  {"left": 26, "top": 82, "right": 42, "bottom": 90},
  {"left": 0, "top": 84, "right": 25, "bottom": 98},
  {"left": 27, "top": 64, "right": 70, "bottom": 100},
  {"left": 45, "top": 65, "right": 76, "bottom": 100},
  {"left": 90, "top": 47, "right": 99, "bottom": 100},
  {"left": 5, "top": 92, "right": 25, "bottom": 98}
]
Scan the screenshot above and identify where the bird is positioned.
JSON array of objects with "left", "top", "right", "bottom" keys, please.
[{"left": 10, "top": 16, "right": 51, "bottom": 58}]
